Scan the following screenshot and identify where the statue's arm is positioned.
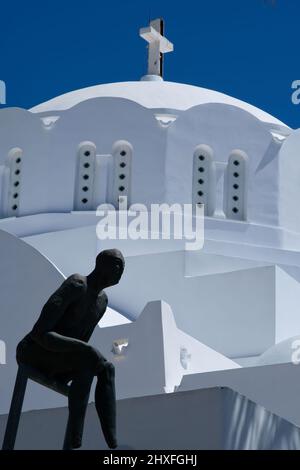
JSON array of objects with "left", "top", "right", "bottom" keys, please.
[
  {"left": 29, "top": 276, "right": 87, "bottom": 352},
  {"left": 32, "top": 331, "right": 93, "bottom": 353},
  {"left": 82, "top": 293, "right": 108, "bottom": 343}
]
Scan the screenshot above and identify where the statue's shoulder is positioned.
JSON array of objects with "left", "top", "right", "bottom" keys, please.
[
  {"left": 66, "top": 273, "right": 87, "bottom": 290},
  {"left": 98, "top": 290, "right": 108, "bottom": 304}
]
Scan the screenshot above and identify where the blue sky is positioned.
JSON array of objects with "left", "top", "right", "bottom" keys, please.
[{"left": 0, "top": 0, "right": 299, "bottom": 128}]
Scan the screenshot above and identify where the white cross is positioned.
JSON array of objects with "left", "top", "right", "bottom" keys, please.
[{"left": 139, "top": 18, "right": 174, "bottom": 77}]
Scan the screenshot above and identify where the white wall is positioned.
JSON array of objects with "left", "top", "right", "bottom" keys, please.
[
  {"left": 1, "top": 387, "right": 299, "bottom": 449},
  {"left": 0, "top": 98, "right": 167, "bottom": 216},
  {"left": 275, "top": 265, "right": 300, "bottom": 343},
  {"left": 179, "top": 361, "right": 300, "bottom": 429},
  {"left": 166, "top": 103, "right": 280, "bottom": 227},
  {"left": 0, "top": 229, "right": 67, "bottom": 414},
  {"left": 92, "top": 300, "right": 239, "bottom": 400},
  {"left": 27, "top": 223, "right": 300, "bottom": 358},
  {"left": 278, "top": 129, "right": 300, "bottom": 234},
  {"left": 105, "top": 251, "right": 276, "bottom": 358}
]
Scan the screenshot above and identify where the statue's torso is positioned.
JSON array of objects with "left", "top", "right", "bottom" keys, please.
[{"left": 54, "top": 274, "right": 108, "bottom": 341}]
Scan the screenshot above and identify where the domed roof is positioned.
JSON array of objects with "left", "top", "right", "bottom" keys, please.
[{"left": 30, "top": 80, "right": 288, "bottom": 128}]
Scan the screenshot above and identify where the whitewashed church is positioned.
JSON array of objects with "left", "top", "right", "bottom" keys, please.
[{"left": 1, "top": 19, "right": 300, "bottom": 449}]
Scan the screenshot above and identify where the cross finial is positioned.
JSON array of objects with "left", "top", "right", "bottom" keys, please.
[{"left": 139, "top": 18, "right": 173, "bottom": 78}]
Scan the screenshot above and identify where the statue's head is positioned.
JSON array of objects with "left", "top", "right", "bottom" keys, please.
[{"left": 95, "top": 249, "right": 125, "bottom": 287}]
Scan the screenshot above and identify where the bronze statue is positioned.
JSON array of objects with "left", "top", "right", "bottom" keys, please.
[{"left": 16, "top": 248, "right": 125, "bottom": 449}]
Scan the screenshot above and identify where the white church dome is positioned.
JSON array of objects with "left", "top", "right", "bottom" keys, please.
[{"left": 30, "top": 80, "right": 288, "bottom": 128}]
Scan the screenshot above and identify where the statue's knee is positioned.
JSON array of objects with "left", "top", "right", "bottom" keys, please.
[
  {"left": 85, "top": 344, "right": 97, "bottom": 359},
  {"left": 106, "top": 361, "right": 115, "bottom": 374},
  {"left": 82, "top": 345, "right": 99, "bottom": 369},
  {"left": 99, "top": 361, "right": 115, "bottom": 379}
]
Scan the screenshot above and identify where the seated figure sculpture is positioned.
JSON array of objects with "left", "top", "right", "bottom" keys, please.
[{"left": 16, "top": 248, "right": 125, "bottom": 449}]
